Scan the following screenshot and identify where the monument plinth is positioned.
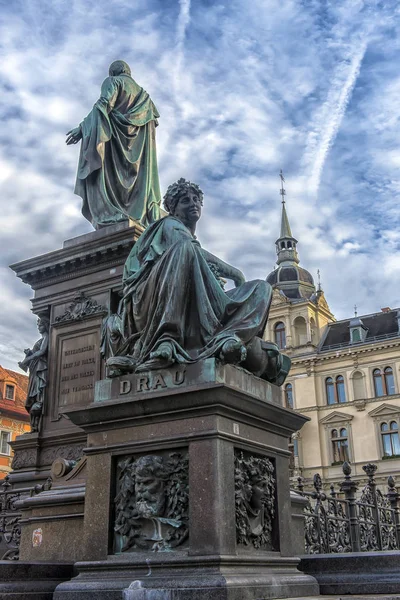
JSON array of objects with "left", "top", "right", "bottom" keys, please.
[
  {"left": 9, "top": 221, "right": 143, "bottom": 488},
  {"left": 30, "top": 360, "right": 319, "bottom": 600},
  {"left": 7, "top": 146, "right": 317, "bottom": 599}
]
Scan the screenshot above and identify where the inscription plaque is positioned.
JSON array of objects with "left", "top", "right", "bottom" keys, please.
[
  {"left": 51, "top": 322, "right": 103, "bottom": 420},
  {"left": 58, "top": 334, "right": 97, "bottom": 408}
]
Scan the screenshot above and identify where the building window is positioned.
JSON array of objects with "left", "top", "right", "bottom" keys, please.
[
  {"left": 381, "top": 421, "right": 400, "bottom": 457},
  {"left": 331, "top": 428, "right": 349, "bottom": 464},
  {"left": 373, "top": 367, "right": 395, "bottom": 397},
  {"left": 0, "top": 432, "right": 11, "bottom": 455},
  {"left": 284, "top": 383, "right": 293, "bottom": 409},
  {"left": 5, "top": 385, "right": 14, "bottom": 400},
  {"left": 336, "top": 375, "right": 346, "bottom": 403},
  {"left": 352, "top": 370, "right": 366, "bottom": 400},
  {"left": 274, "top": 322, "right": 286, "bottom": 350},
  {"left": 294, "top": 316, "right": 307, "bottom": 346},
  {"left": 326, "top": 376, "right": 347, "bottom": 404},
  {"left": 384, "top": 367, "right": 395, "bottom": 395},
  {"left": 326, "top": 377, "right": 335, "bottom": 404}
]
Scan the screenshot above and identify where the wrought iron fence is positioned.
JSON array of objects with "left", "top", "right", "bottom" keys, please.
[
  {"left": 0, "top": 475, "right": 52, "bottom": 560},
  {"left": 0, "top": 476, "right": 25, "bottom": 560},
  {"left": 294, "top": 462, "right": 400, "bottom": 554}
]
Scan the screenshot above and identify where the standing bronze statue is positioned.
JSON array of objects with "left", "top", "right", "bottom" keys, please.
[
  {"left": 106, "top": 178, "right": 290, "bottom": 385},
  {"left": 66, "top": 60, "right": 161, "bottom": 229},
  {"left": 18, "top": 317, "right": 49, "bottom": 433}
]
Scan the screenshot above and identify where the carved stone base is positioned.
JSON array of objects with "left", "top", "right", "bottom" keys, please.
[
  {"left": 54, "top": 555, "right": 317, "bottom": 600},
  {"left": 299, "top": 551, "right": 400, "bottom": 595},
  {"left": 0, "top": 561, "right": 73, "bottom": 600},
  {"left": 49, "top": 360, "right": 318, "bottom": 599}
]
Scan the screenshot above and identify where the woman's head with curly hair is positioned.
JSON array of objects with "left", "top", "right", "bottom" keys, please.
[{"left": 163, "top": 178, "right": 204, "bottom": 215}]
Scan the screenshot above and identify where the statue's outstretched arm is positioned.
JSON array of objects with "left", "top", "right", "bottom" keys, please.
[
  {"left": 201, "top": 249, "right": 245, "bottom": 287},
  {"left": 66, "top": 77, "right": 119, "bottom": 145}
]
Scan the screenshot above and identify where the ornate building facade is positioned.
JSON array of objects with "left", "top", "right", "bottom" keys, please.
[
  {"left": 264, "top": 186, "right": 400, "bottom": 490},
  {"left": 0, "top": 366, "right": 30, "bottom": 476}
]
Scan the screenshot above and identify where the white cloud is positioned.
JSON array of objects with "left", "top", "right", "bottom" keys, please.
[{"left": 0, "top": 0, "right": 399, "bottom": 371}]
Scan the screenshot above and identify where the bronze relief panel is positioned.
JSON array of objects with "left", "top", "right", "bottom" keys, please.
[{"left": 113, "top": 451, "right": 189, "bottom": 554}]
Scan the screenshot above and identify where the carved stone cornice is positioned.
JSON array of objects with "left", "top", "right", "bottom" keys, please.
[
  {"left": 291, "top": 340, "right": 400, "bottom": 370},
  {"left": 10, "top": 223, "right": 143, "bottom": 290},
  {"left": 299, "top": 392, "right": 400, "bottom": 414},
  {"left": 316, "top": 340, "right": 400, "bottom": 362}
]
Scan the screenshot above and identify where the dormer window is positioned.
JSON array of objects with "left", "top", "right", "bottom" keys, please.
[
  {"left": 349, "top": 317, "right": 368, "bottom": 344},
  {"left": 5, "top": 385, "right": 15, "bottom": 400}
]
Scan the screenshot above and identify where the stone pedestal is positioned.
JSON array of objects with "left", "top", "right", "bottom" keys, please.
[
  {"left": 9, "top": 221, "right": 143, "bottom": 491},
  {"left": 48, "top": 360, "right": 318, "bottom": 600}
]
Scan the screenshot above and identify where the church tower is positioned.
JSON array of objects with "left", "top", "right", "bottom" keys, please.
[
  {"left": 266, "top": 171, "right": 316, "bottom": 301},
  {"left": 264, "top": 172, "right": 334, "bottom": 354}
]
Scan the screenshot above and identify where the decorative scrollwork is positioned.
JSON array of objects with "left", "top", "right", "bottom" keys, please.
[
  {"left": 358, "top": 463, "right": 397, "bottom": 551},
  {"left": 0, "top": 476, "right": 22, "bottom": 560},
  {"left": 299, "top": 472, "right": 351, "bottom": 554},
  {"left": 234, "top": 450, "right": 276, "bottom": 550},
  {"left": 55, "top": 291, "right": 107, "bottom": 323},
  {"left": 296, "top": 462, "right": 400, "bottom": 555},
  {"left": 326, "top": 495, "right": 351, "bottom": 553}
]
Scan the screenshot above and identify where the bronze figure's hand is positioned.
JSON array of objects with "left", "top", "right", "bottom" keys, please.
[{"left": 65, "top": 127, "right": 82, "bottom": 145}]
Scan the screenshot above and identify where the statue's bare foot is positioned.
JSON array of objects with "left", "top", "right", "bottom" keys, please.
[
  {"left": 220, "top": 339, "right": 247, "bottom": 364},
  {"left": 106, "top": 356, "right": 136, "bottom": 378},
  {"left": 150, "top": 342, "right": 174, "bottom": 362},
  {"left": 135, "top": 342, "right": 175, "bottom": 372}
]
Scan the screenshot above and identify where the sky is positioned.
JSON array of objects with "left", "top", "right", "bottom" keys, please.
[{"left": 0, "top": 0, "right": 400, "bottom": 371}]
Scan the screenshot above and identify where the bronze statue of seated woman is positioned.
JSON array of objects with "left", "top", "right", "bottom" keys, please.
[{"left": 105, "top": 178, "right": 290, "bottom": 385}]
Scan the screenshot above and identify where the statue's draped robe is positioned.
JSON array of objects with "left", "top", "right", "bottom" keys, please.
[
  {"left": 25, "top": 338, "right": 47, "bottom": 413},
  {"left": 75, "top": 74, "right": 161, "bottom": 228},
  {"left": 121, "top": 216, "right": 272, "bottom": 366}
]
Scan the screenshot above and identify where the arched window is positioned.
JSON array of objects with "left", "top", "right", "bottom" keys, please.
[
  {"left": 274, "top": 322, "right": 286, "bottom": 350},
  {"left": 326, "top": 376, "right": 347, "bottom": 404},
  {"left": 373, "top": 369, "right": 384, "bottom": 397},
  {"left": 373, "top": 367, "right": 395, "bottom": 397},
  {"left": 381, "top": 421, "right": 400, "bottom": 457},
  {"left": 331, "top": 427, "right": 349, "bottom": 463},
  {"left": 326, "top": 377, "right": 335, "bottom": 405},
  {"left": 384, "top": 367, "right": 395, "bottom": 395},
  {"left": 352, "top": 371, "right": 365, "bottom": 400},
  {"left": 293, "top": 316, "right": 307, "bottom": 346},
  {"left": 336, "top": 375, "right": 346, "bottom": 403},
  {"left": 284, "top": 383, "right": 293, "bottom": 409},
  {"left": 351, "top": 329, "right": 361, "bottom": 343}
]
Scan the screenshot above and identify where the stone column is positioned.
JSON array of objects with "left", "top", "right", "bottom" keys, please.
[{"left": 189, "top": 438, "right": 235, "bottom": 556}]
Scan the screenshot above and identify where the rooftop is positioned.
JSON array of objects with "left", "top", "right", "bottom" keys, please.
[
  {"left": 319, "top": 308, "right": 400, "bottom": 352},
  {"left": 0, "top": 365, "right": 30, "bottom": 420}
]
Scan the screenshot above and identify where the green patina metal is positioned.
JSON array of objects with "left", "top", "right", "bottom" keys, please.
[{"left": 67, "top": 60, "right": 161, "bottom": 229}]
